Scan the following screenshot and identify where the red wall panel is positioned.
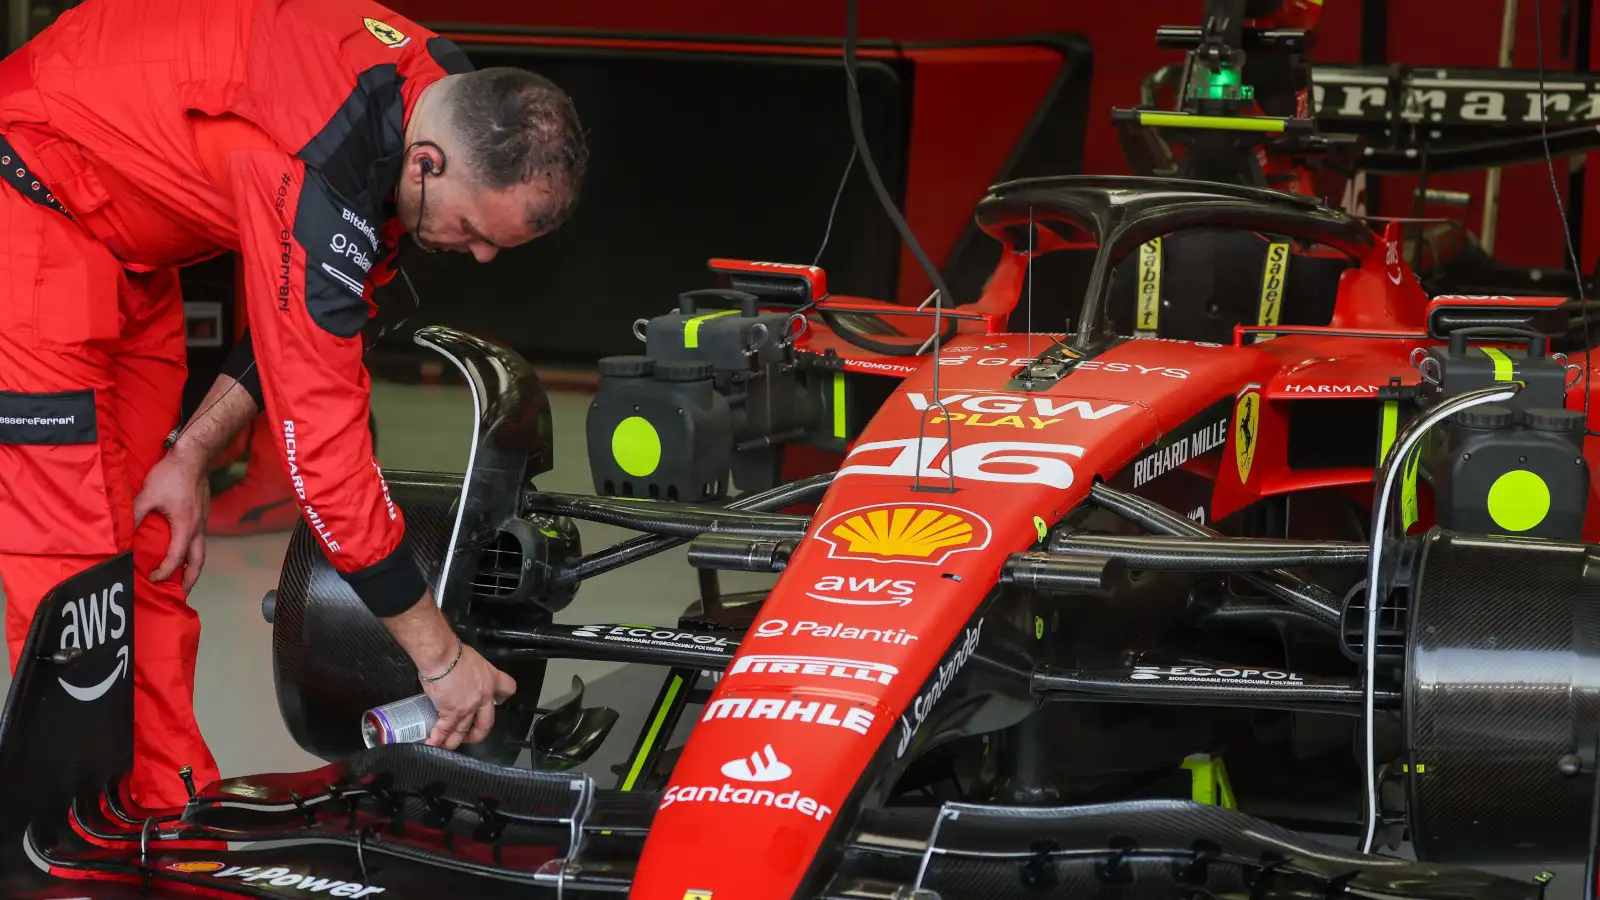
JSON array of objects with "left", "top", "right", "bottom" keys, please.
[{"left": 400, "top": 0, "right": 1591, "bottom": 281}]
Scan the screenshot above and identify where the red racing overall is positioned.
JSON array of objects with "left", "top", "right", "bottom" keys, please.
[{"left": 0, "top": 0, "right": 462, "bottom": 810}]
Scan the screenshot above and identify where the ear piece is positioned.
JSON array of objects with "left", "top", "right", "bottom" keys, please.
[{"left": 411, "top": 139, "right": 446, "bottom": 177}]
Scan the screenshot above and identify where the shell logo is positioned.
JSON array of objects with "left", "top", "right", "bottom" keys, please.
[
  {"left": 167, "top": 862, "right": 226, "bottom": 873},
  {"left": 814, "top": 503, "right": 991, "bottom": 566}
]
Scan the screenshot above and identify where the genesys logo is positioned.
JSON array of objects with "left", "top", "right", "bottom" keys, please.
[
  {"left": 907, "top": 391, "right": 1130, "bottom": 430},
  {"left": 754, "top": 617, "right": 918, "bottom": 646},
  {"left": 814, "top": 503, "right": 990, "bottom": 566},
  {"left": 729, "top": 654, "right": 898, "bottom": 686},
  {"left": 701, "top": 694, "right": 876, "bottom": 735},
  {"left": 1130, "top": 665, "right": 1303, "bottom": 682},
  {"left": 807, "top": 575, "right": 917, "bottom": 608},
  {"left": 571, "top": 625, "right": 737, "bottom": 653},
  {"left": 59, "top": 581, "right": 129, "bottom": 703},
  {"left": 661, "top": 746, "right": 834, "bottom": 822},
  {"left": 172, "top": 863, "right": 386, "bottom": 896},
  {"left": 896, "top": 619, "right": 984, "bottom": 758},
  {"left": 1070, "top": 360, "right": 1191, "bottom": 379}
]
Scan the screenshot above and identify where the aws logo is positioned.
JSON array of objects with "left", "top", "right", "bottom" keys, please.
[
  {"left": 362, "top": 17, "right": 411, "bottom": 48},
  {"left": 814, "top": 503, "right": 991, "bottom": 566},
  {"left": 58, "top": 581, "right": 129, "bottom": 703}
]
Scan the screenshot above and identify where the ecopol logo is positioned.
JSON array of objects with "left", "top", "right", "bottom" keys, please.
[{"left": 1130, "top": 666, "right": 1302, "bottom": 682}]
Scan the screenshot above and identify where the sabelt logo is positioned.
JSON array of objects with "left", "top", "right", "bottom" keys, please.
[
  {"left": 1137, "top": 237, "right": 1162, "bottom": 330},
  {"left": 896, "top": 619, "right": 984, "bottom": 758},
  {"left": 815, "top": 503, "right": 990, "bottom": 566},
  {"left": 701, "top": 695, "right": 875, "bottom": 735},
  {"left": 729, "top": 654, "right": 898, "bottom": 686},
  {"left": 1256, "top": 242, "right": 1288, "bottom": 340},
  {"left": 661, "top": 746, "right": 834, "bottom": 822},
  {"left": 58, "top": 582, "right": 129, "bottom": 703},
  {"left": 189, "top": 864, "right": 386, "bottom": 896}
]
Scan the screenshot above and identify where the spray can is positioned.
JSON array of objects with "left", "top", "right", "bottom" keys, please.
[{"left": 362, "top": 694, "right": 438, "bottom": 747}]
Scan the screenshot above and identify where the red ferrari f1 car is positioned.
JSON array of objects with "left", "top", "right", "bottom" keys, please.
[{"left": 4, "top": 173, "right": 1599, "bottom": 899}]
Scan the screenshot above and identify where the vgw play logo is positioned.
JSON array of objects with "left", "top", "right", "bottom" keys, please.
[{"left": 58, "top": 580, "right": 130, "bottom": 702}]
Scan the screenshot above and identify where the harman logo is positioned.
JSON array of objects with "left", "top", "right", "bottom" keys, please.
[
  {"left": 58, "top": 581, "right": 129, "bottom": 703},
  {"left": 1283, "top": 384, "right": 1379, "bottom": 394},
  {"left": 721, "top": 744, "right": 792, "bottom": 783},
  {"left": 815, "top": 503, "right": 991, "bottom": 566},
  {"left": 728, "top": 654, "right": 897, "bottom": 686},
  {"left": 1233, "top": 387, "right": 1260, "bottom": 485},
  {"left": 362, "top": 16, "right": 410, "bottom": 48},
  {"left": 896, "top": 619, "right": 984, "bottom": 758}
]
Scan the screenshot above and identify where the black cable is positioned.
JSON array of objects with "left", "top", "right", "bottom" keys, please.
[
  {"left": 1534, "top": 0, "right": 1597, "bottom": 436},
  {"left": 813, "top": 145, "right": 857, "bottom": 267},
  {"left": 843, "top": 0, "right": 957, "bottom": 315}
]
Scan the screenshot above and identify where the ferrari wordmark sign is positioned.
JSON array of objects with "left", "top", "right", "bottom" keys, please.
[{"left": 1234, "top": 386, "right": 1261, "bottom": 484}]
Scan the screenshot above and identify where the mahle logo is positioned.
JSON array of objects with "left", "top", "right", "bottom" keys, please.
[{"left": 815, "top": 503, "right": 990, "bottom": 566}]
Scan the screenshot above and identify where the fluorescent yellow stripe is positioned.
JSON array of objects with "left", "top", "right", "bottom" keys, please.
[
  {"left": 1379, "top": 400, "right": 1400, "bottom": 464},
  {"left": 621, "top": 674, "right": 683, "bottom": 791},
  {"left": 684, "top": 309, "right": 737, "bottom": 349},
  {"left": 1402, "top": 446, "right": 1422, "bottom": 529},
  {"left": 833, "top": 373, "right": 847, "bottom": 438},
  {"left": 1481, "top": 347, "right": 1514, "bottom": 382},
  {"left": 1139, "top": 112, "right": 1288, "bottom": 133}
]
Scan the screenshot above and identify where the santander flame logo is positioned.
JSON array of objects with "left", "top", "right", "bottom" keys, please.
[{"left": 721, "top": 745, "right": 792, "bottom": 783}]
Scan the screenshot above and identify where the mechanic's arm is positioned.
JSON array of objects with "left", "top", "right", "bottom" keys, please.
[{"left": 225, "top": 146, "right": 513, "bottom": 749}]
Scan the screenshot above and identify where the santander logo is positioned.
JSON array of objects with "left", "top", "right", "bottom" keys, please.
[{"left": 721, "top": 745, "right": 792, "bottom": 783}]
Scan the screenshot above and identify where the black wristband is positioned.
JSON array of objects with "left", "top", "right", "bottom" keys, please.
[
  {"left": 221, "top": 328, "right": 265, "bottom": 410},
  {"left": 339, "top": 534, "right": 428, "bottom": 618}
]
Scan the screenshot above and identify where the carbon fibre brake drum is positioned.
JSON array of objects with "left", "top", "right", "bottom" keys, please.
[
  {"left": 1405, "top": 529, "right": 1600, "bottom": 863},
  {"left": 273, "top": 473, "right": 468, "bottom": 762}
]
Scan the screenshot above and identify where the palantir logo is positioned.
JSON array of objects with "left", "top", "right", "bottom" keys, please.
[
  {"left": 58, "top": 581, "right": 129, "bottom": 702},
  {"left": 721, "top": 745, "right": 792, "bottom": 783}
]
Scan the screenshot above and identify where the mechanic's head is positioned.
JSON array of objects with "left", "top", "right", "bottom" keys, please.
[{"left": 398, "top": 67, "right": 588, "bottom": 260}]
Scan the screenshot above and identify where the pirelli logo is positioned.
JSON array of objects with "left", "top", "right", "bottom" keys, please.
[
  {"left": 1255, "top": 242, "right": 1290, "bottom": 342},
  {"left": 1137, "top": 238, "right": 1162, "bottom": 334}
]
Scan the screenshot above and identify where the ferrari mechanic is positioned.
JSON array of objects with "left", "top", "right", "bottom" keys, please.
[{"left": 0, "top": 0, "right": 587, "bottom": 812}]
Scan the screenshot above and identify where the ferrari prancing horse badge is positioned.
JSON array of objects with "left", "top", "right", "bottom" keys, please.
[
  {"left": 363, "top": 17, "right": 411, "bottom": 48},
  {"left": 1234, "top": 386, "right": 1260, "bottom": 484}
]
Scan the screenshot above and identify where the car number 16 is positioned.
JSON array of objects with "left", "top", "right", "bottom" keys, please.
[{"left": 839, "top": 438, "right": 1086, "bottom": 489}]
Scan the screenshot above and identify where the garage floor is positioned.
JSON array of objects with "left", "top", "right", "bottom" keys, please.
[{"left": 0, "top": 379, "right": 1585, "bottom": 897}]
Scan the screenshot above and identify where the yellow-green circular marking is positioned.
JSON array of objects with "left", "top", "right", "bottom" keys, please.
[
  {"left": 1487, "top": 469, "right": 1550, "bottom": 532},
  {"left": 1035, "top": 616, "right": 1045, "bottom": 640},
  {"left": 612, "top": 416, "right": 661, "bottom": 478},
  {"left": 1033, "top": 515, "right": 1048, "bottom": 541}
]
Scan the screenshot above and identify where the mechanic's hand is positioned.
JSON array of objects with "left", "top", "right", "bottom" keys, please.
[
  {"left": 132, "top": 450, "right": 211, "bottom": 593},
  {"left": 421, "top": 644, "right": 517, "bottom": 750}
]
